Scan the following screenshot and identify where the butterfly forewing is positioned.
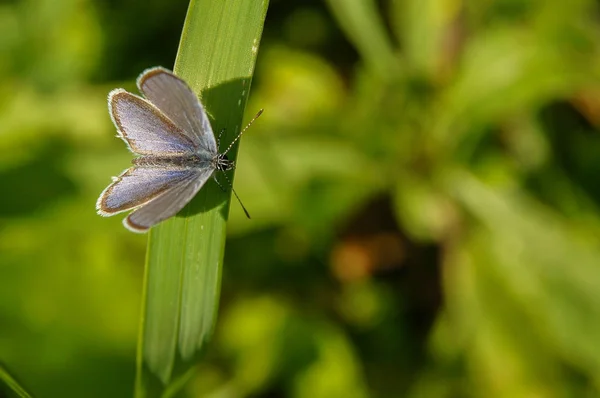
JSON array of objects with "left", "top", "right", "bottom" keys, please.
[
  {"left": 124, "top": 168, "right": 214, "bottom": 232},
  {"left": 137, "top": 67, "right": 218, "bottom": 154},
  {"left": 109, "top": 89, "right": 198, "bottom": 156},
  {"left": 97, "top": 166, "right": 198, "bottom": 215}
]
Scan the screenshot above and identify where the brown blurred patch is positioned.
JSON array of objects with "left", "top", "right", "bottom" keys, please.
[
  {"left": 572, "top": 89, "right": 600, "bottom": 127},
  {"left": 330, "top": 195, "right": 409, "bottom": 283},
  {"left": 331, "top": 232, "right": 406, "bottom": 283}
]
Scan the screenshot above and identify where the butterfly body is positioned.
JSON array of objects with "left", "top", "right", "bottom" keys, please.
[{"left": 131, "top": 153, "right": 232, "bottom": 171}]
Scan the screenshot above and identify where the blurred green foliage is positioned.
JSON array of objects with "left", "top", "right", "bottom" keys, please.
[{"left": 2, "top": 0, "right": 600, "bottom": 397}]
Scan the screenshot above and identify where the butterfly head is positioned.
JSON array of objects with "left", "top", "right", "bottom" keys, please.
[{"left": 215, "top": 153, "right": 234, "bottom": 171}]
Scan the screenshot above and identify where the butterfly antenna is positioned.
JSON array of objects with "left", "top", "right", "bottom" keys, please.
[
  {"left": 222, "top": 109, "right": 264, "bottom": 156},
  {"left": 220, "top": 171, "right": 251, "bottom": 218}
]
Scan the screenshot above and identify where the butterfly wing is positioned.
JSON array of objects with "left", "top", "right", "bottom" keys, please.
[
  {"left": 137, "top": 67, "right": 218, "bottom": 154},
  {"left": 124, "top": 167, "right": 214, "bottom": 232},
  {"left": 96, "top": 166, "right": 198, "bottom": 216},
  {"left": 109, "top": 89, "right": 198, "bottom": 156}
]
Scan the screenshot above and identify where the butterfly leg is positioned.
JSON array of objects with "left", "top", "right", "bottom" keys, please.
[
  {"left": 213, "top": 175, "right": 228, "bottom": 193},
  {"left": 213, "top": 173, "right": 251, "bottom": 218}
]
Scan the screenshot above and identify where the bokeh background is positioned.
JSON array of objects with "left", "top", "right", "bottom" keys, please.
[{"left": 2, "top": 0, "right": 600, "bottom": 397}]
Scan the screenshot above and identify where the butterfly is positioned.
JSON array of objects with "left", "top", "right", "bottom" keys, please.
[{"left": 96, "top": 67, "right": 259, "bottom": 232}]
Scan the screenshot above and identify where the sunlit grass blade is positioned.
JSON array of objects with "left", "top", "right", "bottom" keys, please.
[
  {"left": 134, "top": 0, "right": 269, "bottom": 397},
  {"left": 0, "top": 363, "right": 33, "bottom": 398},
  {"left": 324, "top": 0, "right": 397, "bottom": 77}
]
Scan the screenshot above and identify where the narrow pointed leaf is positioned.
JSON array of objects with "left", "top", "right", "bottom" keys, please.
[
  {"left": 0, "top": 363, "right": 34, "bottom": 398},
  {"left": 135, "top": 0, "right": 269, "bottom": 396}
]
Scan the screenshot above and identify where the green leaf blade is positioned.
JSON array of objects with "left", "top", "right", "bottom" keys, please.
[
  {"left": 0, "top": 364, "right": 34, "bottom": 398},
  {"left": 135, "top": 0, "right": 269, "bottom": 396}
]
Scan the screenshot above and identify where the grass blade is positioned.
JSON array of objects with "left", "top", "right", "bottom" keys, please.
[
  {"left": 324, "top": 0, "right": 397, "bottom": 77},
  {"left": 0, "top": 363, "right": 34, "bottom": 398},
  {"left": 135, "top": 0, "right": 269, "bottom": 396}
]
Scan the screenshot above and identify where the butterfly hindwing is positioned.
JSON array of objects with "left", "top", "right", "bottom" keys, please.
[
  {"left": 96, "top": 165, "right": 199, "bottom": 216},
  {"left": 124, "top": 167, "right": 214, "bottom": 232}
]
